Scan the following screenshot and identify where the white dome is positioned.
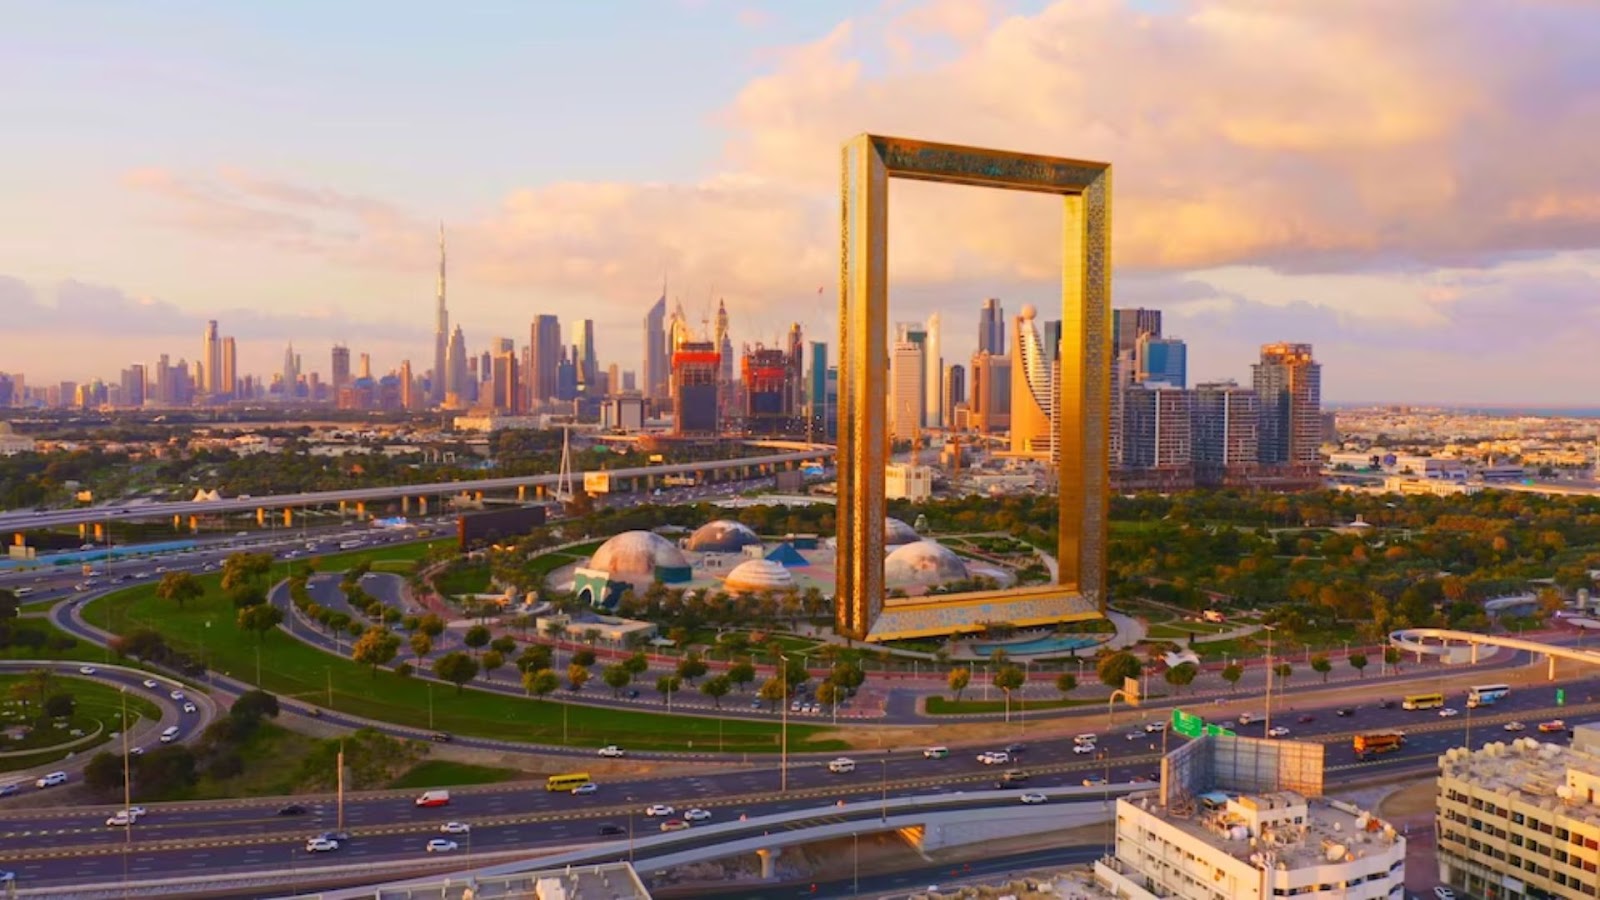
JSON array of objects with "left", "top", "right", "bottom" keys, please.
[
  {"left": 884, "top": 517, "right": 920, "bottom": 546},
  {"left": 885, "top": 539, "right": 970, "bottom": 586},
  {"left": 686, "top": 519, "right": 762, "bottom": 552},
  {"left": 588, "top": 531, "right": 689, "bottom": 580},
  {"left": 723, "top": 559, "right": 795, "bottom": 592}
]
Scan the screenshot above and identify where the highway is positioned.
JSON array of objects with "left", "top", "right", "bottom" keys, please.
[
  {"left": 680, "top": 845, "right": 1105, "bottom": 899},
  {"left": 0, "top": 448, "right": 828, "bottom": 531},
  {"left": 2, "top": 678, "right": 1596, "bottom": 888}
]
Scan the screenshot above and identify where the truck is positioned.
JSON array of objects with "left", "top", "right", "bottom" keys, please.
[
  {"left": 1202, "top": 609, "right": 1227, "bottom": 623},
  {"left": 1353, "top": 731, "right": 1406, "bottom": 760}
]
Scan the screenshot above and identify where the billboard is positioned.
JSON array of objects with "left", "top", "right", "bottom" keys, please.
[
  {"left": 584, "top": 472, "right": 612, "bottom": 494},
  {"left": 457, "top": 505, "right": 548, "bottom": 550}
]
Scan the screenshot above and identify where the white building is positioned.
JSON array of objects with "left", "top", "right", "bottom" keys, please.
[
  {"left": 1435, "top": 726, "right": 1600, "bottom": 900},
  {"left": 0, "top": 422, "right": 35, "bottom": 455},
  {"left": 885, "top": 463, "right": 933, "bottom": 501}
]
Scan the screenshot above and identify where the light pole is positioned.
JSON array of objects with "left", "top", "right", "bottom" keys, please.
[
  {"left": 1263, "top": 624, "right": 1277, "bottom": 740},
  {"left": 121, "top": 686, "right": 132, "bottom": 897},
  {"left": 627, "top": 795, "right": 635, "bottom": 862},
  {"left": 853, "top": 832, "right": 860, "bottom": 896},
  {"left": 779, "top": 653, "right": 789, "bottom": 793},
  {"left": 427, "top": 682, "right": 434, "bottom": 730},
  {"left": 879, "top": 755, "right": 889, "bottom": 823}
]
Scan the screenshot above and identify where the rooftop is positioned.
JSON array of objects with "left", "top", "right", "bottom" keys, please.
[
  {"left": 1127, "top": 788, "right": 1402, "bottom": 871},
  {"left": 1438, "top": 734, "right": 1600, "bottom": 831}
]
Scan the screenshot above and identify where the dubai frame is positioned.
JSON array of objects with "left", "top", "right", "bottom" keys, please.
[{"left": 835, "top": 134, "right": 1110, "bottom": 642}]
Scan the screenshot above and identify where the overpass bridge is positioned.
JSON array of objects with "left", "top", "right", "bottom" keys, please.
[
  {"left": 1389, "top": 627, "right": 1600, "bottom": 678},
  {"left": 0, "top": 447, "right": 833, "bottom": 544}
]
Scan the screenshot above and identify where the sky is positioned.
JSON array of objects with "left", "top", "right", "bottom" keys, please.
[{"left": 4, "top": 0, "right": 1600, "bottom": 404}]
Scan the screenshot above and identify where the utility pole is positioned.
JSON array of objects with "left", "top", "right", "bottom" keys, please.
[
  {"left": 780, "top": 653, "right": 790, "bottom": 793},
  {"left": 336, "top": 744, "right": 346, "bottom": 831},
  {"left": 1263, "top": 624, "right": 1277, "bottom": 739}
]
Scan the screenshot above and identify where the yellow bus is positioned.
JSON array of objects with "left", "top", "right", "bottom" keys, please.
[
  {"left": 1401, "top": 692, "right": 1445, "bottom": 710},
  {"left": 546, "top": 772, "right": 592, "bottom": 792}
]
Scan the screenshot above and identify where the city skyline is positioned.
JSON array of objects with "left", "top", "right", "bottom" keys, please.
[{"left": 5, "top": 1, "right": 1600, "bottom": 402}]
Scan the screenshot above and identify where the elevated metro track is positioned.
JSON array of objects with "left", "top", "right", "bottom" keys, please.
[
  {"left": 1390, "top": 627, "right": 1600, "bottom": 677},
  {"left": 0, "top": 447, "right": 834, "bottom": 533}
]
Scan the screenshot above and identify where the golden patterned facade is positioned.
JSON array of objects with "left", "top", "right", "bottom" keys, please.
[{"left": 836, "top": 134, "right": 1111, "bottom": 641}]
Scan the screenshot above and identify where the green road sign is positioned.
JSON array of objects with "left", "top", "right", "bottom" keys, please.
[
  {"left": 1557, "top": 688, "right": 1565, "bottom": 707},
  {"left": 1202, "top": 724, "right": 1237, "bottom": 737},
  {"left": 1172, "top": 708, "right": 1204, "bottom": 739}
]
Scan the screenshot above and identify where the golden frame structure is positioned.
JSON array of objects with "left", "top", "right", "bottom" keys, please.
[{"left": 835, "top": 134, "right": 1111, "bottom": 641}]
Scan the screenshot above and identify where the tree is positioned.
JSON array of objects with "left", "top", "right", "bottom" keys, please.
[
  {"left": 701, "top": 674, "right": 732, "bottom": 709},
  {"left": 481, "top": 649, "right": 505, "bottom": 681},
  {"left": 1096, "top": 651, "right": 1142, "bottom": 689},
  {"left": 1272, "top": 662, "right": 1293, "bottom": 686},
  {"left": 1164, "top": 662, "right": 1198, "bottom": 695},
  {"left": 155, "top": 571, "right": 204, "bottom": 610},
  {"left": 1383, "top": 646, "right": 1402, "bottom": 672},
  {"left": 728, "top": 659, "right": 756, "bottom": 692},
  {"left": 434, "top": 651, "right": 480, "bottom": 693},
  {"left": 237, "top": 603, "right": 284, "bottom": 641},
  {"left": 815, "top": 680, "right": 840, "bottom": 709},
  {"left": 573, "top": 648, "right": 597, "bottom": 668},
  {"left": 524, "top": 667, "right": 559, "bottom": 699},
  {"left": 1055, "top": 672, "right": 1078, "bottom": 699},
  {"left": 1348, "top": 652, "right": 1368, "bottom": 679},
  {"left": 567, "top": 662, "right": 590, "bottom": 691},
  {"left": 1310, "top": 653, "right": 1332, "bottom": 683},
  {"left": 677, "top": 652, "right": 709, "bottom": 685},
  {"left": 44, "top": 692, "right": 76, "bottom": 719},
  {"left": 517, "top": 644, "right": 553, "bottom": 674},
  {"left": 220, "top": 552, "right": 273, "bottom": 592},
  {"left": 410, "top": 632, "right": 433, "bottom": 664},
  {"left": 490, "top": 635, "right": 518, "bottom": 656},
  {"left": 228, "top": 582, "right": 268, "bottom": 609},
  {"left": 464, "top": 625, "right": 491, "bottom": 655},
  {"left": 655, "top": 674, "right": 682, "bottom": 703},
  {"left": 351, "top": 627, "right": 401, "bottom": 677},
  {"left": 11, "top": 668, "right": 53, "bottom": 713},
  {"left": 419, "top": 613, "right": 446, "bottom": 639},
  {"left": 994, "top": 664, "right": 1026, "bottom": 703},
  {"left": 602, "top": 663, "right": 633, "bottom": 698},
  {"left": 135, "top": 745, "right": 198, "bottom": 796},
  {"left": 947, "top": 667, "right": 971, "bottom": 702},
  {"left": 757, "top": 676, "right": 786, "bottom": 710},
  {"left": 623, "top": 650, "right": 650, "bottom": 677},
  {"left": 1221, "top": 663, "right": 1244, "bottom": 693},
  {"left": 84, "top": 750, "right": 125, "bottom": 793},
  {"left": 232, "top": 689, "right": 280, "bottom": 724}
]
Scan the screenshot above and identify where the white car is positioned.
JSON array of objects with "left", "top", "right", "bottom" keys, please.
[
  {"left": 1434, "top": 888, "right": 1456, "bottom": 900},
  {"left": 1125, "top": 731, "right": 1145, "bottom": 741},
  {"left": 439, "top": 822, "right": 471, "bottom": 835},
  {"left": 978, "top": 751, "right": 1009, "bottom": 765},
  {"left": 1144, "top": 722, "right": 1167, "bottom": 733},
  {"left": 1439, "top": 708, "right": 1460, "bottom": 718},
  {"left": 426, "top": 839, "right": 458, "bottom": 853},
  {"left": 182, "top": 702, "right": 197, "bottom": 714},
  {"left": 169, "top": 690, "right": 185, "bottom": 701},
  {"left": 1267, "top": 726, "right": 1290, "bottom": 738},
  {"left": 79, "top": 666, "right": 97, "bottom": 675},
  {"left": 571, "top": 782, "right": 598, "bottom": 795},
  {"left": 1019, "top": 793, "right": 1048, "bottom": 805},
  {"left": 683, "top": 808, "right": 712, "bottom": 822},
  {"left": 1072, "top": 743, "right": 1096, "bottom": 755},
  {"left": 1503, "top": 721, "right": 1526, "bottom": 732},
  {"left": 142, "top": 679, "right": 159, "bottom": 689},
  {"left": 644, "top": 804, "right": 675, "bottom": 817},
  {"left": 105, "top": 808, "right": 145, "bottom": 827},
  {"left": 305, "top": 838, "right": 339, "bottom": 853},
  {"left": 597, "top": 745, "right": 625, "bottom": 758}
]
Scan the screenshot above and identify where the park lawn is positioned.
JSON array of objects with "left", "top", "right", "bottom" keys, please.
[
  {"left": 179, "top": 722, "right": 323, "bottom": 800},
  {"left": 305, "top": 539, "right": 450, "bottom": 572},
  {"left": 0, "top": 617, "right": 109, "bottom": 664},
  {"left": 924, "top": 695, "right": 1101, "bottom": 715},
  {"left": 388, "top": 760, "right": 524, "bottom": 790},
  {"left": 84, "top": 579, "right": 845, "bottom": 753},
  {"left": 434, "top": 562, "right": 492, "bottom": 596},
  {"left": 1146, "top": 621, "right": 1236, "bottom": 639},
  {"left": 0, "top": 674, "right": 162, "bottom": 772}
]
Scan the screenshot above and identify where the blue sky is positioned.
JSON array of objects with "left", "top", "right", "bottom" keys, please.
[{"left": 4, "top": 0, "right": 1600, "bottom": 403}]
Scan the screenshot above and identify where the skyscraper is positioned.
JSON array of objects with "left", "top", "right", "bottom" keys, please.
[
  {"left": 714, "top": 299, "right": 734, "bottom": 415},
  {"left": 399, "top": 360, "right": 416, "bottom": 410},
  {"left": 1192, "top": 380, "right": 1259, "bottom": 467},
  {"left": 432, "top": 224, "right": 448, "bottom": 406},
  {"left": 492, "top": 346, "right": 520, "bottom": 413},
  {"left": 978, "top": 298, "right": 1006, "bottom": 356},
  {"left": 923, "top": 312, "right": 942, "bottom": 430},
  {"left": 943, "top": 363, "right": 965, "bottom": 429},
  {"left": 530, "top": 314, "right": 561, "bottom": 404},
  {"left": 575, "top": 319, "right": 598, "bottom": 393},
  {"left": 969, "top": 350, "right": 1011, "bottom": 434},
  {"left": 331, "top": 345, "right": 352, "bottom": 394},
  {"left": 889, "top": 340, "right": 924, "bottom": 442},
  {"left": 220, "top": 337, "right": 236, "bottom": 399},
  {"left": 1123, "top": 383, "right": 1192, "bottom": 468},
  {"left": 1253, "top": 342, "right": 1322, "bottom": 467},
  {"left": 120, "top": 365, "right": 146, "bottom": 408},
  {"left": 155, "top": 354, "right": 171, "bottom": 406},
  {"left": 1112, "top": 308, "right": 1163, "bottom": 357},
  {"left": 281, "top": 342, "right": 299, "bottom": 402},
  {"left": 644, "top": 291, "right": 668, "bottom": 401},
  {"left": 202, "top": 320, "right": 220, "bottom": 397},
  {"left": 1137, "top": 335, "right": 1187, "bottom": 388},
  {"left": 1010, "top": 306, "right": 1056, "bottom": 461},
  {"left": 445, "top": 325, "right": 468, "bottom": 405}
]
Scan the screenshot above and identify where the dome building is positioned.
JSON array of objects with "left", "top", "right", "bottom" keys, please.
[
  {"left": 884, "top": 540, "right": 970, "bottom": 587},
  {"left": 884, "top": 517, "right": 920, "bottom": 546},
  {"left": 723, "top": 559, "right": 796, "bottom": 593},
  {"left": 685, "top": 520, "right": 763, "bottom": 553},
  {"left": 586, "top": 531, "right": 693, "bottom": 584}
]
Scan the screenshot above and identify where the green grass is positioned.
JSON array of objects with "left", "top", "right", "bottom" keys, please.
[
  {"left": 84, "top": 575, "right": 845, "bottom": 753},
  {"left": 924, "top": 694, "right": 1100, "bottom": 715},
  {"left": 1147, "top": 621, "right": 1237, "bottom": 639},
  {"left": 0, "top": 674, "right": 162, "bottom": 772},
  {"left": 388, "top": 760, "right": 524, "bottom": 790},
  {"left": 0, "top": 617, "right": 108, "bottom": 664},
  {"left": 434, "top": 561, "right": 492, "bottom": 596},
  {"left": 179, "top": 722, "right": 322, "bottom": 800}
]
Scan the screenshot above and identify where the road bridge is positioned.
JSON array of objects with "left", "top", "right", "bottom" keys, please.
[{"left": 1389, "top": 627, "right": 1600, "bottom": 678}]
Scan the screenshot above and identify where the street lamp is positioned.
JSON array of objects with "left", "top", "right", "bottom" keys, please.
[
  {"left": 879, "top": 756, "right": 889, "bottom": 823},
  {"left": 779, "top": 652, "right": 789, "bottom": 794},
  {"left": 627, "top": 794, "right": 636, "bottom": 862},
  {"left": 853, "top": 832, "right": 860, "bottom": 896},
  {"left": 1263, "top": 624, "right": 1277, "bottom": 740}
]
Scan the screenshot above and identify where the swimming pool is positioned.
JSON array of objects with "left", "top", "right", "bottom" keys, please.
[{"left": 971, "top": 634, "right": 1101, "bottom": 657}]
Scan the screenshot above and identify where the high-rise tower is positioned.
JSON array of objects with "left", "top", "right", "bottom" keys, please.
[
  {"left": 220, "top": 337, "right": 237, "bottom": 400},
  {"left": 431, "top": 223, "right": 448, "bottom": 406},
  {"left": 644, "top": 290, "right": 667, "bottom": 401},
  {"left": 978, "top": 298, "right": 1005, "bottom": 357},
  {"left": 529, "top": 315, "right": 561, "bottom": 404},
  {"left": 923, "top": 312, "right": 942, "bottom": 430},
  {"left": 1253, "top": 342, "right": 1322, "bottom": 467},
  {"left": 202, "top": 320, "right": 221, "bottom": 398}
]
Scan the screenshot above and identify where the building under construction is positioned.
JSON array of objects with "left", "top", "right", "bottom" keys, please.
[
  {"left": 741, "top": 342, "right": 803, "bottom": 436},
  {"left": 672, "top": 337, "right": 720, "bottom": 436}
]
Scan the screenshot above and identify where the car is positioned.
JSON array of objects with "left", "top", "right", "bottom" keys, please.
[
  {"left": 1267, "top": 726, "right": 1290, "bottom": 738},
  {"left": 1439, "top": 708, "right": 1460, "bottom": 718},
  {"left": 0, "top": 872, "right": 12, "bottom": 884},
  {"left": 0, "top": 783, "right": 19, "bottom": 798},
  {"left": 1125, "top": 730, "right": 1146, "bottom": 741},
  {"left": 142, "top": 679, "right": 159, "bottom": 689},
  {"left": 1130, "top": 774, "right": 1153, "bottom": 784},
  {"left": 644, "top": 804, "right": 675, "bottom": 817},
  {"left": 571, "top": 783, "right": 598, "bottom": 795},
  {"left": 35, "top": 771, "right": 67, "bottom": 789},
  {"left": 182, "top": 702, "right": 197, "bottom": 714},
  {"left": 425, "top": 839, "right": 458, "bottom": 853},
  {"left": 597, "top": 745, "right": 626, "bottom": 758},
  {"left": 1019, "top": 793, "right": 1048, "bottom": 804},
  {"left": 1082, "top": 775, "right": 1107, "bottom": 787},
  {"left": 318, "top": 830, "right": 351, "bottom": 843},
  {"left": 979, "top": 751, "right": 1010, "bottom": 765},
  {"left": 1144, "top": 722, "right": 1166, "bottom": 733},
  {"left": 278, "top": 804, "right": 309, "bottom": 816},
  {"left": 439, "top": 822, "right": 471, "bottom": 835},
  {"left": 1538, "top": 720, "right": 1568, "bottom": 733},
  {"left": 1004, "top": 742, "right": 1027, "bottom": 754},
  {"left": 1503, "top": 721, "right": 1526, "bottom": 732},
  {"left": 1297, "top": 714, "right": 1315, "bottom": 723},
  {"left": 305, "top": 838, "right": 339, "bottom": 853},
  {"left": 1434, "top": 888, "right": 1457, "bottom": 900},
  {"left": 659, "top": 819, "right": 690, "bottom": 832},
  {"left": 1072, "top": 743, "right": 1096, "bottom": 755},
  {"left": 683, "top": 808, "right": 712, "bottom": 822},
  {"left": 1377, "top": 700, "right": 1396, "bottom": 709},
  {"left": 597, "top": 823, "right": 626, "bottom": 836},
  {"left": 105, "top": 809, "right": 145, "bottom": 827},
  {"left": 169, "top": 690, "right": 185, "bottom": 701},
  {"left": 79, "top": 665, "right": 97, "bottom": 675},
  {"left": 1336, "top": 707, "right": 1356, "bottom": 717},
  {"left": 431, "top": 732, "right": 452, "bottom": 743}
]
